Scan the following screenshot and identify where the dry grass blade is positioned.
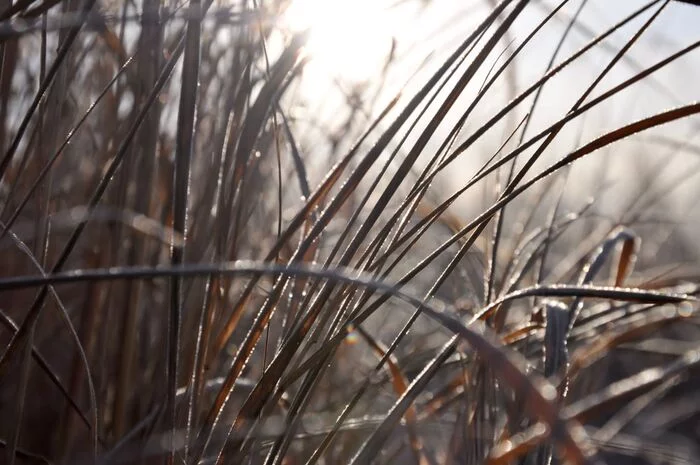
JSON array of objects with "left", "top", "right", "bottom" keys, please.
[
  {"left": 0, "top": 439, "right": 52, "bottom": 465},
  {"left": 168, "top": 0, "right": 203, "bottom": 460},
  {"left": 422, "top": 0, "right": 664, "bottom": 181},
  {"left": 568, "top": 227, "right": 641, "bottom": 331},
  {"left": 543, "top": 300, "right": 570, "bottom": 383},
  {"left": 0, "top": 309, "right": 92, "bottom": 436},
  {"left": 487, "top": 423, "right": 549, "bottom": 465},
  {"left": 566, "top": 305, "right": 693, "bottom": 382},
  {"left": 530, "top": 300, "right": 573, "bottom": 465},
  {"left": 502, "top": 323, "right": 540, "bottom": 345},
  {"left": 375, "top": 42, "right": 700, "bottom": 275},
  {"left": 196, "top": 5, "right": 520, "bottom": 457},
  {"left": 0, "top": 0, "right": 97, "bottom": 181},
  {"left": 0, "top": 31, "right": 185, "bottom": 387},
  {"left": 480, "top": 1, "right": 671, "bottom": 308},
  {"left": 593, "top": 376, "right": 680, "bottom": 444},
  {"left": 0, "top": 263, "right": 686, "bottom": 462},
  {"left": 298, "top": 9, "right": 538, "bottom": 440},
  {"left": 208, "top": 91, "right": 400, "bottom": 361},
  {"left": 485, "top": 0, "right": 586, "bottom": 306},
  {"left": 417, "top": 371, "right": 469, "bottom": 422},
  {"left": 0, "top": 56, "right": 133, "bottom": 244},
  {"left": 354, "top": 325, "right": 425, "bottom": 463},
  {"left": 350, "top": 338, "right": 457, "bottom": 465},
  {"left": 613, "top": 233, "right": 640, "bottom": 288},
  {"left": 477, "top": 284, "right": 692, "bottom": 322},
  {"left": 1, "top": 1, "right": 698, "bottom": 463},
  {"left": 565, "top": 347, "right": 700, "bottom": 423},
  {"left": 0, "top": 223, "right": 99, "bottom": 459},
  {"left": 396, "top": 315, "right": 597, "bottom": 465}
]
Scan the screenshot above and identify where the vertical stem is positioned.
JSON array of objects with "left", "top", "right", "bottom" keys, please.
[{"left": 169, "top": 0, "right": 201, "bottom": 462}]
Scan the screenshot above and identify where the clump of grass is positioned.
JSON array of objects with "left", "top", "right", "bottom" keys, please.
[{"left": 0, "top": 0, "right": 699, "bottom": 464}]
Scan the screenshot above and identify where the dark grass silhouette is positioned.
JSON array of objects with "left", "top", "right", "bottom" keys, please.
[{"left": 0, "top": 0, "right": 698, "bottom": 464}]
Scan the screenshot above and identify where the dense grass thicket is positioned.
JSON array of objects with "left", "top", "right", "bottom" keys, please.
[{"left": 0, "top": 0, "right": 699, "bottom": 464}]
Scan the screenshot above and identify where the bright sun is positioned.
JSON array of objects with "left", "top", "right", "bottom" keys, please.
[{"left": 282, "top": 0, "right": 405, "bottom": 85}]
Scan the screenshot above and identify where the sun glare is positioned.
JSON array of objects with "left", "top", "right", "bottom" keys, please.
[{"left": 283, "top": 0, "right": 404, "bottom": 85}]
